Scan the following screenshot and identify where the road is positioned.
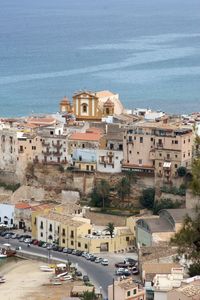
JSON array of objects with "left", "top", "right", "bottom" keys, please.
[{"left": 0, "top": 236, "right": 138, "bottom": 297}]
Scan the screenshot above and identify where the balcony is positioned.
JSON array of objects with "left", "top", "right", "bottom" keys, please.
[
  {"left": 99, "top": 159, "right": 106, "bottom": 164},
  {"left": 156, "top": 143, "right": 164, "bottom": 149},
  {"left": 52, "top": 142, "right": 62, "bottom": 149},
  {"left": 107, "top": 151, "right": 114, "bottom": 157},
  {"left": 53, "top": 151, "right": 62, "bottom": 156},
  {"left": 42, "top": 150, "right": 52, "bottom": 156},
  {"left": 42, "top": 141, "right": 50, "bottom": 147}
]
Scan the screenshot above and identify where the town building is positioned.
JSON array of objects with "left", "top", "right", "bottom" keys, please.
[
  {"left": 123, "top": 122, "right": 193, "bottom": 184},
  {"left": 72, "top": 90, "right": 124, "bottom": 121},
  {"left": 108, "top": 278, "right": 146, "bottom": 300},
  {"left": 0, "top": 203, "right": 15, "bottom": 227},
  {"left": 167, "top": 276, "right": 200, "bottom": 300},
  {"left": 136, "top": 209, "right": 195, "bottom": 247}
]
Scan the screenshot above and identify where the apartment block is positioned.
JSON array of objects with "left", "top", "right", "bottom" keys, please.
[{"left": 123, "top": 122, "right": 193, "bottom": 183}]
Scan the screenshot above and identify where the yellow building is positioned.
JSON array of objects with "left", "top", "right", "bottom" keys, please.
[
  {"left": 33, "top": 209, "right": 134, "bottom": 253},
  {"left": 72, "top": 90, "right": 124, "bottom": 121}
]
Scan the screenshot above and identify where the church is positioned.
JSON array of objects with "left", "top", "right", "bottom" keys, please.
[{"left": 59, "top": 90, "right": 124, "bottom": 121}]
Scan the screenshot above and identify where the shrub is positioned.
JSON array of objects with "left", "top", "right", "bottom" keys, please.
[
  {"left": 153, "top": 198, "right": 182, "bottom": 214},
  {"left": 139, "top": 188, "right": 155, "bottom": 209},
  {"left": 177, "top": 166, "right": 187, "bottom": 177}
]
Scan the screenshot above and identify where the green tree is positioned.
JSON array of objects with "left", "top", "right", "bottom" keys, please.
[
  {"left": 153, "top": 199, "right": 182, "bottom": 215},
  {"left": 117, "top": 177, "right": 131, "bottom": 201},
  {"left": 105, "top": 222, "right": 115, "bottom": 238},
  {"left": 177, "top": 166, "right": 187, "bottom": 177},
  {"left": 171, "top": 210, "right": 200, "bottom": 276},
  {"left": 139, "top": 187, "right": 155, "bottom": 209},
  {"left": 81, "top": 291, "right": 96, "bottom": 300},
  {"left": 190, "top": 159, "right": 200, "bottom": 197},
  {"left": 91, "top": 179, "right": 110, "bottom": 208}
]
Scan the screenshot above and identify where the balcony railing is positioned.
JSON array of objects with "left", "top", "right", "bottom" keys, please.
[
  {"left": 53, "top": 151, "right": 62, "bottom": 156},
  {"left": 52, "top": 142, "right": 62, "bottom": 149},
  {"left": 42, "top": 150, "right": 52, "bottom": 156},
  {"left": 42, "top": 141, "right": 50, "bottom": 147}
]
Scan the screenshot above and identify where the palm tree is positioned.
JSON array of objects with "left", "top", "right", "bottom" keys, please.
[
  {"left": 96, "top": 179, "right": 110, "bottom": 209},
  {"left": 105, "top": 222, "right": 115, "bottom": 238}
]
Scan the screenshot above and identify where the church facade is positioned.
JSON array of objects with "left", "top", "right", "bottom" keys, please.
[{"left": 59, "top": 90, "right": 124, "bottom": 121}]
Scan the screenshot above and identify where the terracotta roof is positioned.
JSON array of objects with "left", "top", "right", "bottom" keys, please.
[
  {"left": 143, "top": 263, "right": 180, "bottom": 275},
  {"left": 31, "top": 204, "right": 54, "bottom": 212},
  {"left": 69, "top": 132, "right": 102, "bottom": 141},
  {"left": 15, "top": 203, "right": 32, "bottom": 209},
  {"left": 27, "top": 117, "right": 56, "bottom": 126},
  {"left": 103, "top": 98, "right": 114, "bottom": 107}
]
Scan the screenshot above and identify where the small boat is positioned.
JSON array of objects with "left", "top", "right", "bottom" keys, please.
[
  {"left": 60, "top": 275, "right": 72, "bottom": 281},
  {"left": 40, "top": 265, "right": 54, "bottom": 272},
  {"left": 0, "top": 254, "right": 7, "bottom": 259},
  {"left": 52, "top": 281, "right": 62, "bottom": 285},
  {"left": 0, "top": 276, "right": 6, "bottom": 283},
  {"left": 56, "top": 271, "right": 68, "bottom": 279}
]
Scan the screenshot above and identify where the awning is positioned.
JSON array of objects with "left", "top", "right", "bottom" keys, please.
[{"left": 163, "top": 162, "right": 171, "bottom": 168}]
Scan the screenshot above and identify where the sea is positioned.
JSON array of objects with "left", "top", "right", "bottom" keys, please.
[{"left": 0, "top": 0, "right": 200, "bottom": 117}]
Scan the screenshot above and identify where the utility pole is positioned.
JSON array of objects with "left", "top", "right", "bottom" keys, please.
[{"left": 113, "top": 278, "right": 115, "bottom": 300}]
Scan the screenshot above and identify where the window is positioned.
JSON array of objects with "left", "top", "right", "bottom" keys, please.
[
  {"left": 167, "top": 154, "right": 170, "bottom": 159},
  {"left": 139, "top": 159, "right": 142, "bottom": 165},
  {"left": 183, "top": 153, "right": 185, "bottom": 158},
  {"left": 134, "top": 136, "right": 136, "bottom": 140},
  {"left": 159, "top": 162, "right": 162, "bottom": 167},
  {"left": 78, "top": 242, "right": 81, "bottom": 247},
  {"left": 29, "top": 140, "right": 32, "bottom": 143},
  {"left": 40, "top": 221, "right": 43, "bottom": 229},
  {"left": 49, "top": 224, "right": 52, "bottom": 232},
  {"left": 71, "top": 240, "right": 74, "bottom": 246},
  {"left": 86, "top": 165, "right": 89, "bottom": 171},
  {"left": 188, "top": 139, "right": 190, "bottom": 142},
  {"left": 129, "top": 151, "right": 132, "bottom": 154},
  {"left": 133, "top": 289, "right": 137, "bottom": 295},
  {"left": 140, "top": 137, "right": 143, "bottom": 143},
  {"left": 85, "top": 244, "right": 88, "bottom": 249},
  {"left": 50, "top": 131, "right": 53, "bottom": 135},
  {"left": 151, "top": 138, "right": 154, "bottom": 142},
  {"left": 159, "top": 153, "right": 162, "bottom": 157},
  {"left": 88, "top": 229, "right": 91, "bottom": 234},
  {"left": 175, "top": 164, "right": 178, "bottom": 168},
  {"left": 175, "top": 154, "right": 178, "bottom": 158},
  {"left": 91, "top": 165, "right": 94, "bottom": 171},
  {"left": 62, "top": 238, "right": 65, "bottom": 243},
  {"left": 126, "top": 237, "right": 129, "bottom": 241},
  {"left": 62, "top": 229, "right": 65, "bottom": 236},
  {"left": 19, "top": 145, "right": 23, "bottom": 152},
  {"left": 70, "top": 231, "right": 74, "bottom": 238},
  {"left": 175, "top": 140, "right": 178, "bottom": 144},
  {"left": 188, "top": 152, "right": 190, "bottom": 156},
  {"left": 82, "top": 103, "right": 88, "bottom": 113},
  {"left": 137, "top": 152, "right": 139, "bottom": 155},
  {"left": 82, "top": 144, "right": 85, "bottom": 149},
  {"left": 57, "top": 226, "right": 60, "bottom": 234},
  {"left": 127, "top": 291, "right": 131, "bottom": 297},
  {"left": 41, "top": 232, "right": 43, "bottom": 237}
]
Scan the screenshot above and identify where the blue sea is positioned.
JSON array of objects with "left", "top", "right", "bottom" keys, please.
[{"left": 0, "top": 0, "right": 200, "bottom": 117}]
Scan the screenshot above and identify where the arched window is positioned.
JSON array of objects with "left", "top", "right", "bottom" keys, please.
[{"left": 82, "top": 103, "right": 88, "bottom": 113}]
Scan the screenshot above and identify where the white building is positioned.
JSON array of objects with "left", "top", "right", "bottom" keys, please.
[
  {"left": 0, "top": 203, "right": 15, "bottom": 227},
  {"left": 97, "top": 149, "right": 123, "bottom": 173}
]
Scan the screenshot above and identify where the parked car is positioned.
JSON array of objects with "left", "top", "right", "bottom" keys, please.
[
  {"left": 52, "top": 244, "right": 59, "bottom": 251},
  {"left": 4, "top": 233, "right": 12, "bottom": 239},
  {"left": 115, "top": 268, "right": 125, "bottom": 276},
  {"left": 75, "top": 271, "right": 82, "bottom": 277},
  {"left": 33, "top": 239, "right": 39, "bottom": 245},
  {"left": 123, "top": 269, "right": 131, "bottom": 277},
  {"left": 46, "top": 243, "right": 53, "bottom": 250},
  {"left": 58, "top": 246, "right": 64, "bottom": 252},
  {"left": 67, "top": 248, "right": 73, "bottom": 254},
  {"left": 24, "top": 238, "right": 32, "bottom": 244},
  {"left": 83, "top": 275, "right": 90, "bottom": 282},
  {"left": 63, "top": 247, "right": 68, "bottom": 253},
  {"left": 41, "top": 242, "right": 47, "bottom": 248},
  {"left": 76, "top": 250, "right": 83, "bottom": 256},
  {"left": 131, "top": 267, "right": 139, "bottom": 275},
  {"left": 19, "top": 236, "right": 26, "bottom": 242},
  {"left": 124, "top": 258, "right": 137, "bottom": 266},
  {"left": 81, "top": 252, "right": 87, "bottom": 258},
  {"left": 95, "top": 257, "right": 103, "bottom": 263},
  {"left": 101, "top": 259, "right": 109, "bottom": 266},
  {"left": 90, "top": 256, "right": 97, "bottom": 262},
  {"left": 115, "top": 262, "right": 129, "bottom": 268},
  {"left": 38, "top": 240, "right": 45, "bottom": 247}
]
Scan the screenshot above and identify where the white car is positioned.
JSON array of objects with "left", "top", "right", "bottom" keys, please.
[{"left": 101, "top": 259, "right": 108, "bottom": 266}]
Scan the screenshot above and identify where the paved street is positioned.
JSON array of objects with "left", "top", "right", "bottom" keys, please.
[{"left": 0, "top": 236, "right": 138, "bottom": 297}]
